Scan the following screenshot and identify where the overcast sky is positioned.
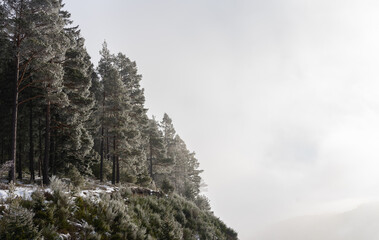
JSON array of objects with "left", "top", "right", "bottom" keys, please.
[{"left": 64, "top": 1, "right": 379, "bottom": 239}]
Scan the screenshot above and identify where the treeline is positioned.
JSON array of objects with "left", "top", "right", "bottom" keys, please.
[{"left": 0, "top": 0, "right": 203, "bottom": 200}]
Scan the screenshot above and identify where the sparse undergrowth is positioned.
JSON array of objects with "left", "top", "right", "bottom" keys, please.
[{"left": 0, "top": 177, "right": 238, "bottom": 240}]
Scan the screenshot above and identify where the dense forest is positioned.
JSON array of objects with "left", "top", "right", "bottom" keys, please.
[
  {"left": 0, "top": 0, "right": 202, "bottom": 197},
  {"left": 0, "top": 0, "right": 238, "bottom": 239}
]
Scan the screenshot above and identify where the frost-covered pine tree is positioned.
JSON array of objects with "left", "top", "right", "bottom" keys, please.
[
  {"left": 1, "top": 0, "right": 70, "bottom": 183},
  {"left": 145, "top": 117, "right": 168, "bottom": 183},
  {"left": 56, "top": 26, "right": 97, "bottom": 175},
  {"left": 173, "top": 135, "right": 203, "bottom": 199},
  {"left": 114, "top": 53, "right": 151, "bottom": 185},
  {"left": 98, "top": 42, "right": 131, "bottom": 184},
  {"left": 32, "top": 0, "right": 71, "bottom": 185}
]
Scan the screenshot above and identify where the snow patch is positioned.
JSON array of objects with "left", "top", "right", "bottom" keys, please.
[{"left": 0, "top": 186, "right": 39, "bottom": 201}]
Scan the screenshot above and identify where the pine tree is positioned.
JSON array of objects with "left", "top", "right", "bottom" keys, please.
[
  {"left": 114, "top": 53, "right": 150, "bottom": 185},
  {"left": 0, "top": 6, "right": 13, "bottom": 165},
  {"left": 1, "top": 0, "right": 35, "bottom": 182},
  {"left": 31, "top": 0, "right": 71, "bottom": 184},
  {"left": 157, "top": 113, "right": 177, "bottom": 187},
  {"left": 161, "top": 113, "right": 176, "bottom": 149},
  {"left": 173, "top": 135, "right": 203, "bottom": 199},
  {"left": 98, "top": 42, "right": 131, "bottom": 184},
  {"left": 1, "top": 0, "right": 70, "bottom": 183},
  {"left": 55, "top": 26, "right": 97, "bottom": 175},
  {"left": 88, "top": 64, "right": 102, "bottom": 177},
  {"left": 96, "top": 43, "right": 111, "bottom": 182},
  {"left": 156, "top": 114, "right": 203, "bottom": 198},
  {"left": 145, "top": 117, "right": 167, "bottom": 182}
]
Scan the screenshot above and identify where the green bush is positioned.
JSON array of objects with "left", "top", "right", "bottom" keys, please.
[
  {"left": 0, "top": 204, "right": 39, "bottom": 239},
  {"left": 68, "top": 167, "right": 85, "bottom": 189},
  {"left": 161, "top": 178, "right": 174, "bottom": 194}
]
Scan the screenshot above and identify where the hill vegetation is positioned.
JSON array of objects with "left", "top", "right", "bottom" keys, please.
[{"left": 0, "top": 177, "right": 237, "bottom": 239}]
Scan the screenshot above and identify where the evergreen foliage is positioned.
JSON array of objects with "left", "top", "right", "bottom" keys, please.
[
  {"left": 0, "top": 179, "right": 238, "bottom": 239},
  {"left": 0, "top": 204, "right": 39, "bottom": 239}
]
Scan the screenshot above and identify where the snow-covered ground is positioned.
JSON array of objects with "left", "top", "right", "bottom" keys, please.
[
  {"left": 0, "top": 183, "right": 117, "bottom": 202},
  {"left": 78, "top": 186, "right": 116, "bottom": 201},
  {"left": 0, "top": 185, "right": 39, "bottom": 201}
]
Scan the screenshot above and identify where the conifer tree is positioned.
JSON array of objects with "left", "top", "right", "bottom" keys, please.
[
  {"left": 1, "top": 0, "right": 37, "bottom": 182},
  {"left": 55, "top": 27, "right": 97, "bottom": 175},
  {"left": 157, "top": 113, "right": 176, "bottom": 186},
  {"left": 114, "top": 53, "right": 150, "bottom": 185},
  {"left": 0, "top": 6, "right": 13, "bottom": 164},
  {"left": 98, "top": 42, "right": 131, "bottom": 184},
  {"left": 31, "top": 0, "right": 71, "bottom": 184},
  {"left": 1, "top": 0, "right": 70, "bottom": 183},
  {"left": 161, "top": 113, "right": 176, "bottom": 148},
  {"left": 173, "top": 135, "right": 203, "bottom": 199},
  {"left": 145, "top": 117, "right": 167, "bottom": 181},
  {"left": 157, "top": 114, "right": 203, "bottom": 198}
]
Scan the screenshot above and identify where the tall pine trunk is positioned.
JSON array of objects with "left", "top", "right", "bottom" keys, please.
[
  {"left": 149, "top": 139, "right": 154, "bottom": 180},
  {"left": 29, "top": 99, "right": 35, "bottom": 182},
  {"left": 106, "top": 130, "right": 109, "bottom": 161},
  {"left": 100, "top": 125, "right": 104, "bottom": 182},
  {"left": 112, "top": 136, "right": 116, "bottom": 185},
  {"left": 17, "top": 122, "right": 22, "bottom": 180},
  {"left": 53, "top": 130, "right": 58, "bottom": 175},
  {"left": 1, "top": 137, "right": 4, "bottom": 164},
  {"left": 43, "top": 101, "right": 50, "bottom": 185},
  {"left": 10, "top": 53, "right": 20, "bottom": 183},
  {"left": 116, "top": 155, "right": 120, "bottom": 184},
  {"left": 51, "top": 132, "right": 56, "bottom": 175},
  {"left": 99, "top": 91, "right": 105, "bottom": 182},
  {"left": 38, "top": 118, "right": 42, "bottom": 178}
]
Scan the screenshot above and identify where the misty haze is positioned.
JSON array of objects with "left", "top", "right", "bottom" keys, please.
[{"left": 1, "top": 0, "right": 379, "bottom": 239}]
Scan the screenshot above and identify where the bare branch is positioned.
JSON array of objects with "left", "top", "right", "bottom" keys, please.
[{"left": 17, "top": 95, "right": 43, "bottom": 106}]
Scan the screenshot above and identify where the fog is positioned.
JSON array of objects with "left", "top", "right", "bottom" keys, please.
[
  {"left": 64, "top": 0, "right": 379, "bottom": 239},
  {"left": 254, "top": 202, "right": 379, "bottom": 240}
]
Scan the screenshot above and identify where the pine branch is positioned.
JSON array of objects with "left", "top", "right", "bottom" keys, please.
[
  {"left": 18, "top": 80, "right": 46, "bottom": 93},
  {"left": 17, "top": 53, "right": 37, "bottom": 87},
  {"left": 18, "top": 95, "right": 43, "bottom": 106}
]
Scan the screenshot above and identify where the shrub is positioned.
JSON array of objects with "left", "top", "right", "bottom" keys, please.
[
  {"left": 161, "top": 178, "right": 174, "bottom": 194},
  {"left": 68, "top": 167, "right": 85, "bottom": 189},
  {"left": 0, "top": 204, "right": 39, "bottom": 239}
]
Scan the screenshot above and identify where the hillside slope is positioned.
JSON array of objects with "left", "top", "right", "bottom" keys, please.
[{"left": 0, "top": 178, "right": 237, "bottom": 240}]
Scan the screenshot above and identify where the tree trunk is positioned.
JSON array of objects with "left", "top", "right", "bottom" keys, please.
[
  {"left": 100, "top": 125, "right": 104, "bottom": 182},
  {"left": 17, "top": 123, "right": 22, "bottom": 180},
  {"left": 29, "top": 98, "right": 35, "bottom": 182},
  {"left": 149, "top": 138, "right": 154, "bottom": 180},
  {"left": 1, "top": 137, "right": 4, "bottom": 164},
  {"left": 51, "top": 131, "right": 56, "bottom": 176},
  {"left": 106, "top": 129, "right": 109, "bottom": 161},
  {"left": 100, "top": 91, "right": 105, "bottom": 182},
  {"left": 38, "top": 118, "right": 42, "bottom": 178},
  {"left": 43, "top": 101, "right": 50, "bottom": 185},
  {"left": 112, "top": 136, "right": 116, "bottom": 185},
  {"left": 10, "top": 54, "right": 20, "bottom": 183},
  {"left": 116, "top": 155, "right": 120, "bottom": 184}
]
